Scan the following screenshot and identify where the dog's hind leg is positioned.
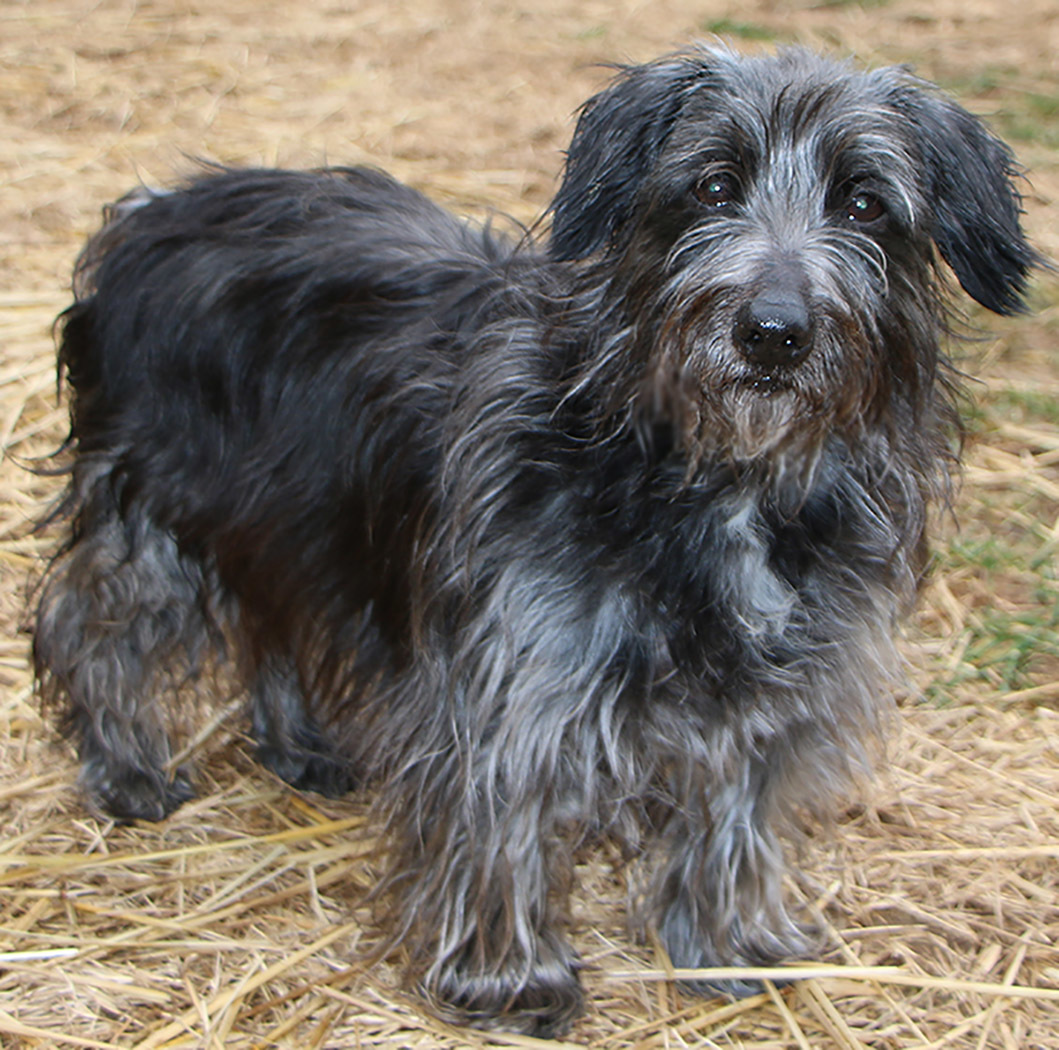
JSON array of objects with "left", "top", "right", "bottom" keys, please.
[
  {"left": 34, "top": 467, "right": 209, "bottom": 822},
  {"left": 250, "top": 657, "right": 354, "bottom": 798}
]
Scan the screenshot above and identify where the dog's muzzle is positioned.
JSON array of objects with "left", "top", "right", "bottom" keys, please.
[{"left": 733, "top": 288, "right": 815, "bottom": 370}]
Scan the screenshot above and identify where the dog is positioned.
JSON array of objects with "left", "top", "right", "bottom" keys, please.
[{"left": 33, "top": 45, "right": 1038, "bottom": 1035}]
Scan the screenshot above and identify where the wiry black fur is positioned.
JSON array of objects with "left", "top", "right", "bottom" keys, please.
[{"left": 33, "top": 46, "right": 1039, "bottom": 1035}]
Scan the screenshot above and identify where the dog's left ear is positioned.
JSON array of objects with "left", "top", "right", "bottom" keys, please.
[
  {"left": 893, "top": 85, "right": 1042, "bottom": 315},
  {"left": 550, "top": 55, "right": 704, "bottom": 261}
]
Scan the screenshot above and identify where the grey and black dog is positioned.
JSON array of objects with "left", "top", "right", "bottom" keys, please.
[{"left": 34, "top": 46, "right": 1038, "bottom": 1034}]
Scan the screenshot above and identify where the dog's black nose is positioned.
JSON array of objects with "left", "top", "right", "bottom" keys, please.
[{"left": 733, "top": 291, "right": 814, "bottom": 369}]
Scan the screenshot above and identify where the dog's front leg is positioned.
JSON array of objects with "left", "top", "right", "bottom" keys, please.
[
  {"left": 388, "top": 709, "right": 584, "bottom": 1035},
  {"left": 420, "top": 824, "right": 582, "bottom": 1036},
  {"left": 653, "top": 749, "right": 814, "bottom": 997}
]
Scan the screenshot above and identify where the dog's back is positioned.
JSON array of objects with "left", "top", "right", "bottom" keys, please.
[
  {"left": 37, "top": 166, "right": 550, "bottom": 815},
  {"left": 61, "top": 165, "right": 516, "bottom": 453}
]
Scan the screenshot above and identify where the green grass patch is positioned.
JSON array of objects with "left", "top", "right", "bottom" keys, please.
[
  {"left": 986, "top": 89, "right": 1059, "bottom": 147},
  {"left": 940, "top": 535, "right": 1023, "bottom": 574},
  {"left": 941, "top": 67, "right": 1018, "bottom": 99},
  {"left": 997, "top": 114, "right": 1059, "bottom": 149},
  {"left": 929, "top": 504, "right": 1059, "bottom": 696},
  {"left": 924, "top": 594, "right": 1059, "bottom": 702},
  {"left": 982, "top": 388, "right": 1059, "bottom": 427},
  {"left": 963, "top": 602, "right": 1059, "bottom": 690},
  {"left": 1023, "top": 92, "right": 1059, "bottom": 120},
  {"left": 811, "top": 0, "right": 891, "bottom": 8},
  {"left": 936, "top": 70, "right": 1059, "bottom": 145},
  {"left": 702, "top": 18, "right": 776, "bottom": 41}
]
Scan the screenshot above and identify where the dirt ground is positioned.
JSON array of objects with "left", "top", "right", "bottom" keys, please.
[{"left": 1, "top": 0, "right": 1057, "bottom": 1047}]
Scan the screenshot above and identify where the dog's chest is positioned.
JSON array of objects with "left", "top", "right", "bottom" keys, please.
[
  {"left": 712, "top": 493, "right": 795, "bottom": 640},
  {"left": 626, "top": 473, "right": 853, "bottom": 666}
]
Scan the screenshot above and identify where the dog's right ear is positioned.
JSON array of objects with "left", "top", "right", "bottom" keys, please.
[{"left": 549, "top": 56, "right": 704, "bottom": 261}]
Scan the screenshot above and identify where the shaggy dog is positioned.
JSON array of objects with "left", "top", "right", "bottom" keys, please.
[{"left": 34, "top": 46, "right": 1038, "bottom": 1035}]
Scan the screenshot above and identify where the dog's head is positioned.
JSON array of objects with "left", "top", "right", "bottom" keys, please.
[{"left": 550, "top": 47, "right": 1040, "bottom": 461}]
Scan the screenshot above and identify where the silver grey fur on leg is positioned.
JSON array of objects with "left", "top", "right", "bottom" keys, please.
[{"left": 35, "top": 458, "right": 205, "bottom": 820}]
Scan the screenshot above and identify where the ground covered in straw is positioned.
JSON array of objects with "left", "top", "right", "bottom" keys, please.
[{"left": 1, "top": 0, "right": 1057, "bottom": 1046}]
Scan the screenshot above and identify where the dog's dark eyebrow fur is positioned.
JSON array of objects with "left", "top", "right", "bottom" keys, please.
[{"left": 32, "top": 45, "right": 1038, "bottom": 1038}]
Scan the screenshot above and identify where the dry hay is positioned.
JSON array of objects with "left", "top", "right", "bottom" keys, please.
[{"left": 1, "top": 0, "right": 1057, "bottom": 1047}]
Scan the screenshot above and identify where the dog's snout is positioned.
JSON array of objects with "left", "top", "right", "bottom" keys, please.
[{"left": 733, "top": 291, "right": 814, "bottom": 369}]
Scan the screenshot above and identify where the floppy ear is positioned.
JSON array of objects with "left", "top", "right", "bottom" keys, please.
[
  {"left": 549, "top": 55, "right": 704, "bottom": 261},
  {"left": 893, "top": 85, "right": 1041, "bottom": 315}
]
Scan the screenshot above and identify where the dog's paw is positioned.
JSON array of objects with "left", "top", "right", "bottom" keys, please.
[
  {"left": 660, "top": 904, "right": 819, "bottom": 1000},
  {"left": 256, "top": 742, "right": 354, "bottom": 798},
  {"left": 82, "top": 761, "right": 195, "bottom": 823},
  {"left": 251, "top": 685, "right": 354, "bottom": 798},
  {"left": 676, "top": 968, "right": 777, "bottom": 1001},
  {"left": 426, "top": 949, "right": 584, "bottom": 1037}
]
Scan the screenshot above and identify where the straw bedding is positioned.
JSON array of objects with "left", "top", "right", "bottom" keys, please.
[{"left": 1, "top": 0, "right": 1056, "bottom": 1046}]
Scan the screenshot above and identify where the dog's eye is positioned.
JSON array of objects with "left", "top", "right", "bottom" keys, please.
[
  {"left": 844, "top": 191, "right": 884, "bottom": 224},
  {"left": 694, "top": 173, "right": 738, "bottom": 209}
]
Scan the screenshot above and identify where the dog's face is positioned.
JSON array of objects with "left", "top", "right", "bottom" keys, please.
[{"left": 551, "top": 48, "right": 1037, "bottom": 461}]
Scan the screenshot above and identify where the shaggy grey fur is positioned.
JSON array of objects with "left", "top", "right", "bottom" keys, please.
[{"left": 34, "top": 46, "right": 1038, "bottom": 1035}]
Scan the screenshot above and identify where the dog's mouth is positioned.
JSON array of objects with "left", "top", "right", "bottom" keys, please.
[
  {"left": 712, "top": 350, "right": 808, "bottom": 399},
  {"left": 639, "top": 340, "right": 828, "bottom": 467},
  {"left": 740, "top": 368, "right": 798, "bottom": 395}
]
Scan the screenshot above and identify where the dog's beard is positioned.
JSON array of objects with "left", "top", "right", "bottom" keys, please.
[
  {"left": 631, "top": 292, "right": 887, "bottom": 480},
  {"left": 719, "top": 384, "right": 803, "bottom": 460},
  {"left": 639, "top": 334, "right": 846, "bottom": 476}
]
